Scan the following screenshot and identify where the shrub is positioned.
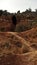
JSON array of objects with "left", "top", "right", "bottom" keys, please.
[
  {"left": 15, "top": 24, "right": 31, "bottom": 32},
  {"left": 32, "top": 21, "right": 37, "bottom": 27}
]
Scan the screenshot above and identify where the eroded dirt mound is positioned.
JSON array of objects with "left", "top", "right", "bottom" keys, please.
[
  {"left": 17, "top": 27, "right": 37, "bottom": 41},
  {"left": 17, "top": 27, "right": 37, "bottom": 49},
  {"left": 0, "top": 32, "right": 33, "bottom": 55},
  {"left": 0, "top": 32, "right": 37, "bottom": 65}
]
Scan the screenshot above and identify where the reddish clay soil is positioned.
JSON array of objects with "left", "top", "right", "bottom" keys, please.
[{"left": 0, "top": 32, "right": 37, "bottom": 65}]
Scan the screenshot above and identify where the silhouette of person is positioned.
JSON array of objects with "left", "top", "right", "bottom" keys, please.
[{"left": 12, "top": 15, "right": 17, "bottom": 25}]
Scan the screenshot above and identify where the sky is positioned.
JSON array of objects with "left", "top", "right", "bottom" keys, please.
[{"left": 0, "top": 0, "right": 37, "bottom": 13}]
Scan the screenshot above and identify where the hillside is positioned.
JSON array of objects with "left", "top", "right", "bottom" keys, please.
[
  {"left": 17, "top": 27, "right": 37, "bottom": 50},
  {"left": 0, "top": 10, "right": 37, "bottom": 65},
  {"left": 0, "top": 10, "right": 37, "bottom": 31}
]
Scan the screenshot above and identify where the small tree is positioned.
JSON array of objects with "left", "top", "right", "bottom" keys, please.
[
  {"left": 25, "top": 8, "right": 32, "bottom": 13},
  {"left": 3, "top": 10, "right": 8, "bottom": 16},
  {"left": 0, "top": 10, "right": 3, "bottom": 16},
  {"left": 35, "top": 9, "right": 37, "bottom": 13},
  {"left": 17, "top": 10, "right": 20, "bottom": 14},
  {"left": 28, "top": 8, "right": 32, "bottom": 12}
]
